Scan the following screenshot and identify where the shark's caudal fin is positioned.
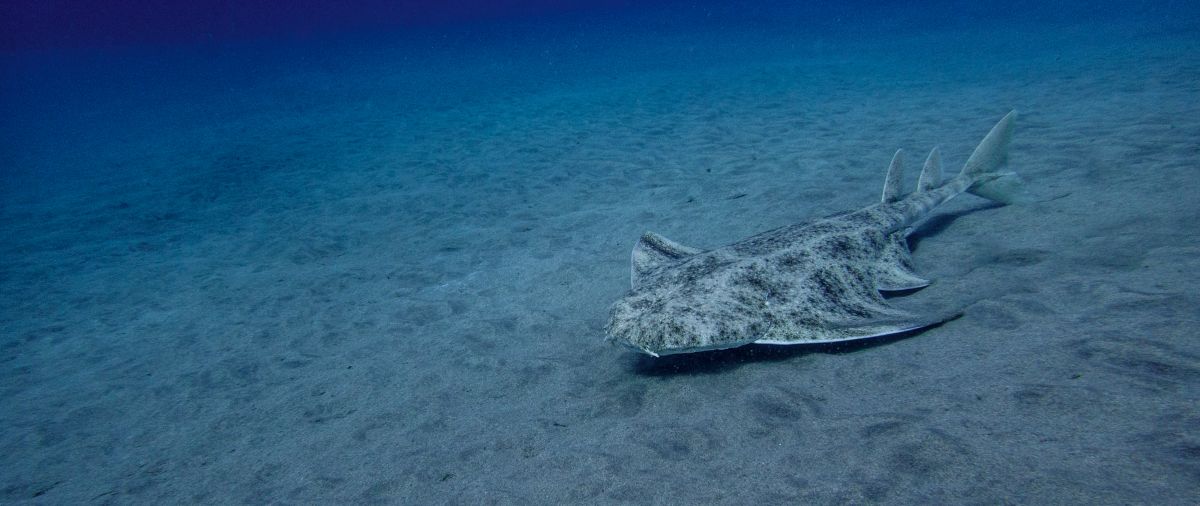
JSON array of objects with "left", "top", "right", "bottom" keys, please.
[{"left": 959, "top": 110, "right": 1027, "bottom": 204}]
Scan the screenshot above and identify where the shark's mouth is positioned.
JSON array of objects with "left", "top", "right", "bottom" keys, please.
[
  {"left": 617, "top": 340, "right": 660, "bottom": 357},
  {"left": 610, "top": 333, "right": 754, "bottom": 357}
]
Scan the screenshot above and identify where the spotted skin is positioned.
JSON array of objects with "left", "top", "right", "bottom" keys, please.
[{"left": 605, "top": 111, "right": 1021, "bottom": 356}]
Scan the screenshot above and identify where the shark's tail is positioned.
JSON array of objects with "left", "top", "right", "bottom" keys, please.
[{"left": 958, "top": 110, "right": 1026, "bottom": 204}]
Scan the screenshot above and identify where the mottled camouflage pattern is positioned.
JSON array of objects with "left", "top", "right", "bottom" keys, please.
[{"left": 606, "top": 111, "right": 1020, "bottom": 356}]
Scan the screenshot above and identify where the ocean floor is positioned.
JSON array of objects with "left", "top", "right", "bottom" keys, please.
[{"left": 2, "top": 17, "right": 1199, "bottom": 504}]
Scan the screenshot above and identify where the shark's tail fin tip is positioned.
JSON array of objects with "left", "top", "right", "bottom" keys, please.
[{"left": 961, "top": 110, "right": 1027, "bottom": 204}]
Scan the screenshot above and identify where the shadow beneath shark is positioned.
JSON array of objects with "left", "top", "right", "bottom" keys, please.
[
  {"left": 628, "top": 316, "right": 959, "bottom": 376},
  {"left": 906, "top": 201, "right": 1004, "bottom": 253}
]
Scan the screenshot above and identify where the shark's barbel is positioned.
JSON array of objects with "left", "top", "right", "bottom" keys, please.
[{"left": 606, "top": 111, "right": 1023, "bottom": 356}]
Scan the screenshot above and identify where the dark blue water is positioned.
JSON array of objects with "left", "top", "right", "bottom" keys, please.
[
  {"left": 2, "top": 1, "right": 1198, "bottom": 503},
  {"left": 4, "top": 1, "right": 1192, "bottom": 198}
]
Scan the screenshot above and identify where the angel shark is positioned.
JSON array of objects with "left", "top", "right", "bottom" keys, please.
[{"left": 605, "top": 111, "right": 1024, "bottom": 357}]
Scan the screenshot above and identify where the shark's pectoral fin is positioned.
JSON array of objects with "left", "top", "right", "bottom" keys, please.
[
  {"left": 754, "top": 289, "right": 960, "bottom": 345},
  {"left": 631, "top": 232, "right": 703, "bottom": 289},
  {"left": 779, "top": 307, "right": 962, "bottom": 344},
  {"left": 828, "top": 308, "right": 960, "bottom": 336}
]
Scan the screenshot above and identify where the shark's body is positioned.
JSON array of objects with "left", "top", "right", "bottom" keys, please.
[{"left": 606, "top": 111, "right": 1024, "bottom": 356}]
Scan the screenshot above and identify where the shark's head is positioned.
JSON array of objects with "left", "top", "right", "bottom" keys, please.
[{"left": 604, "top": 290, "right": 760, "bottom": 357}]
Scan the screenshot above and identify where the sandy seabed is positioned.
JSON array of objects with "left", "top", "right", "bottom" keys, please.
[{"left": 2, "top": 20, "right": 1199, "bottom": 504}]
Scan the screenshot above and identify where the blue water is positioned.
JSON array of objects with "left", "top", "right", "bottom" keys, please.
[
  {"left": 2, "top": 1, "right": 1199, "bottom": 503},
  {"left": 5, "top": 2, "right": 1188, "bottom": 199}
]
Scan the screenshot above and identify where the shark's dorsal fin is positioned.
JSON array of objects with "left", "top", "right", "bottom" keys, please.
[
  {"left": 631, "top": 232, "right": 702, "bottom": 289},
  {"left": 917, "top": 147, "right": 942, "bottom": 192},
  {"left": 882, "top": 149, "right": 904, "bottom": 203}
]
